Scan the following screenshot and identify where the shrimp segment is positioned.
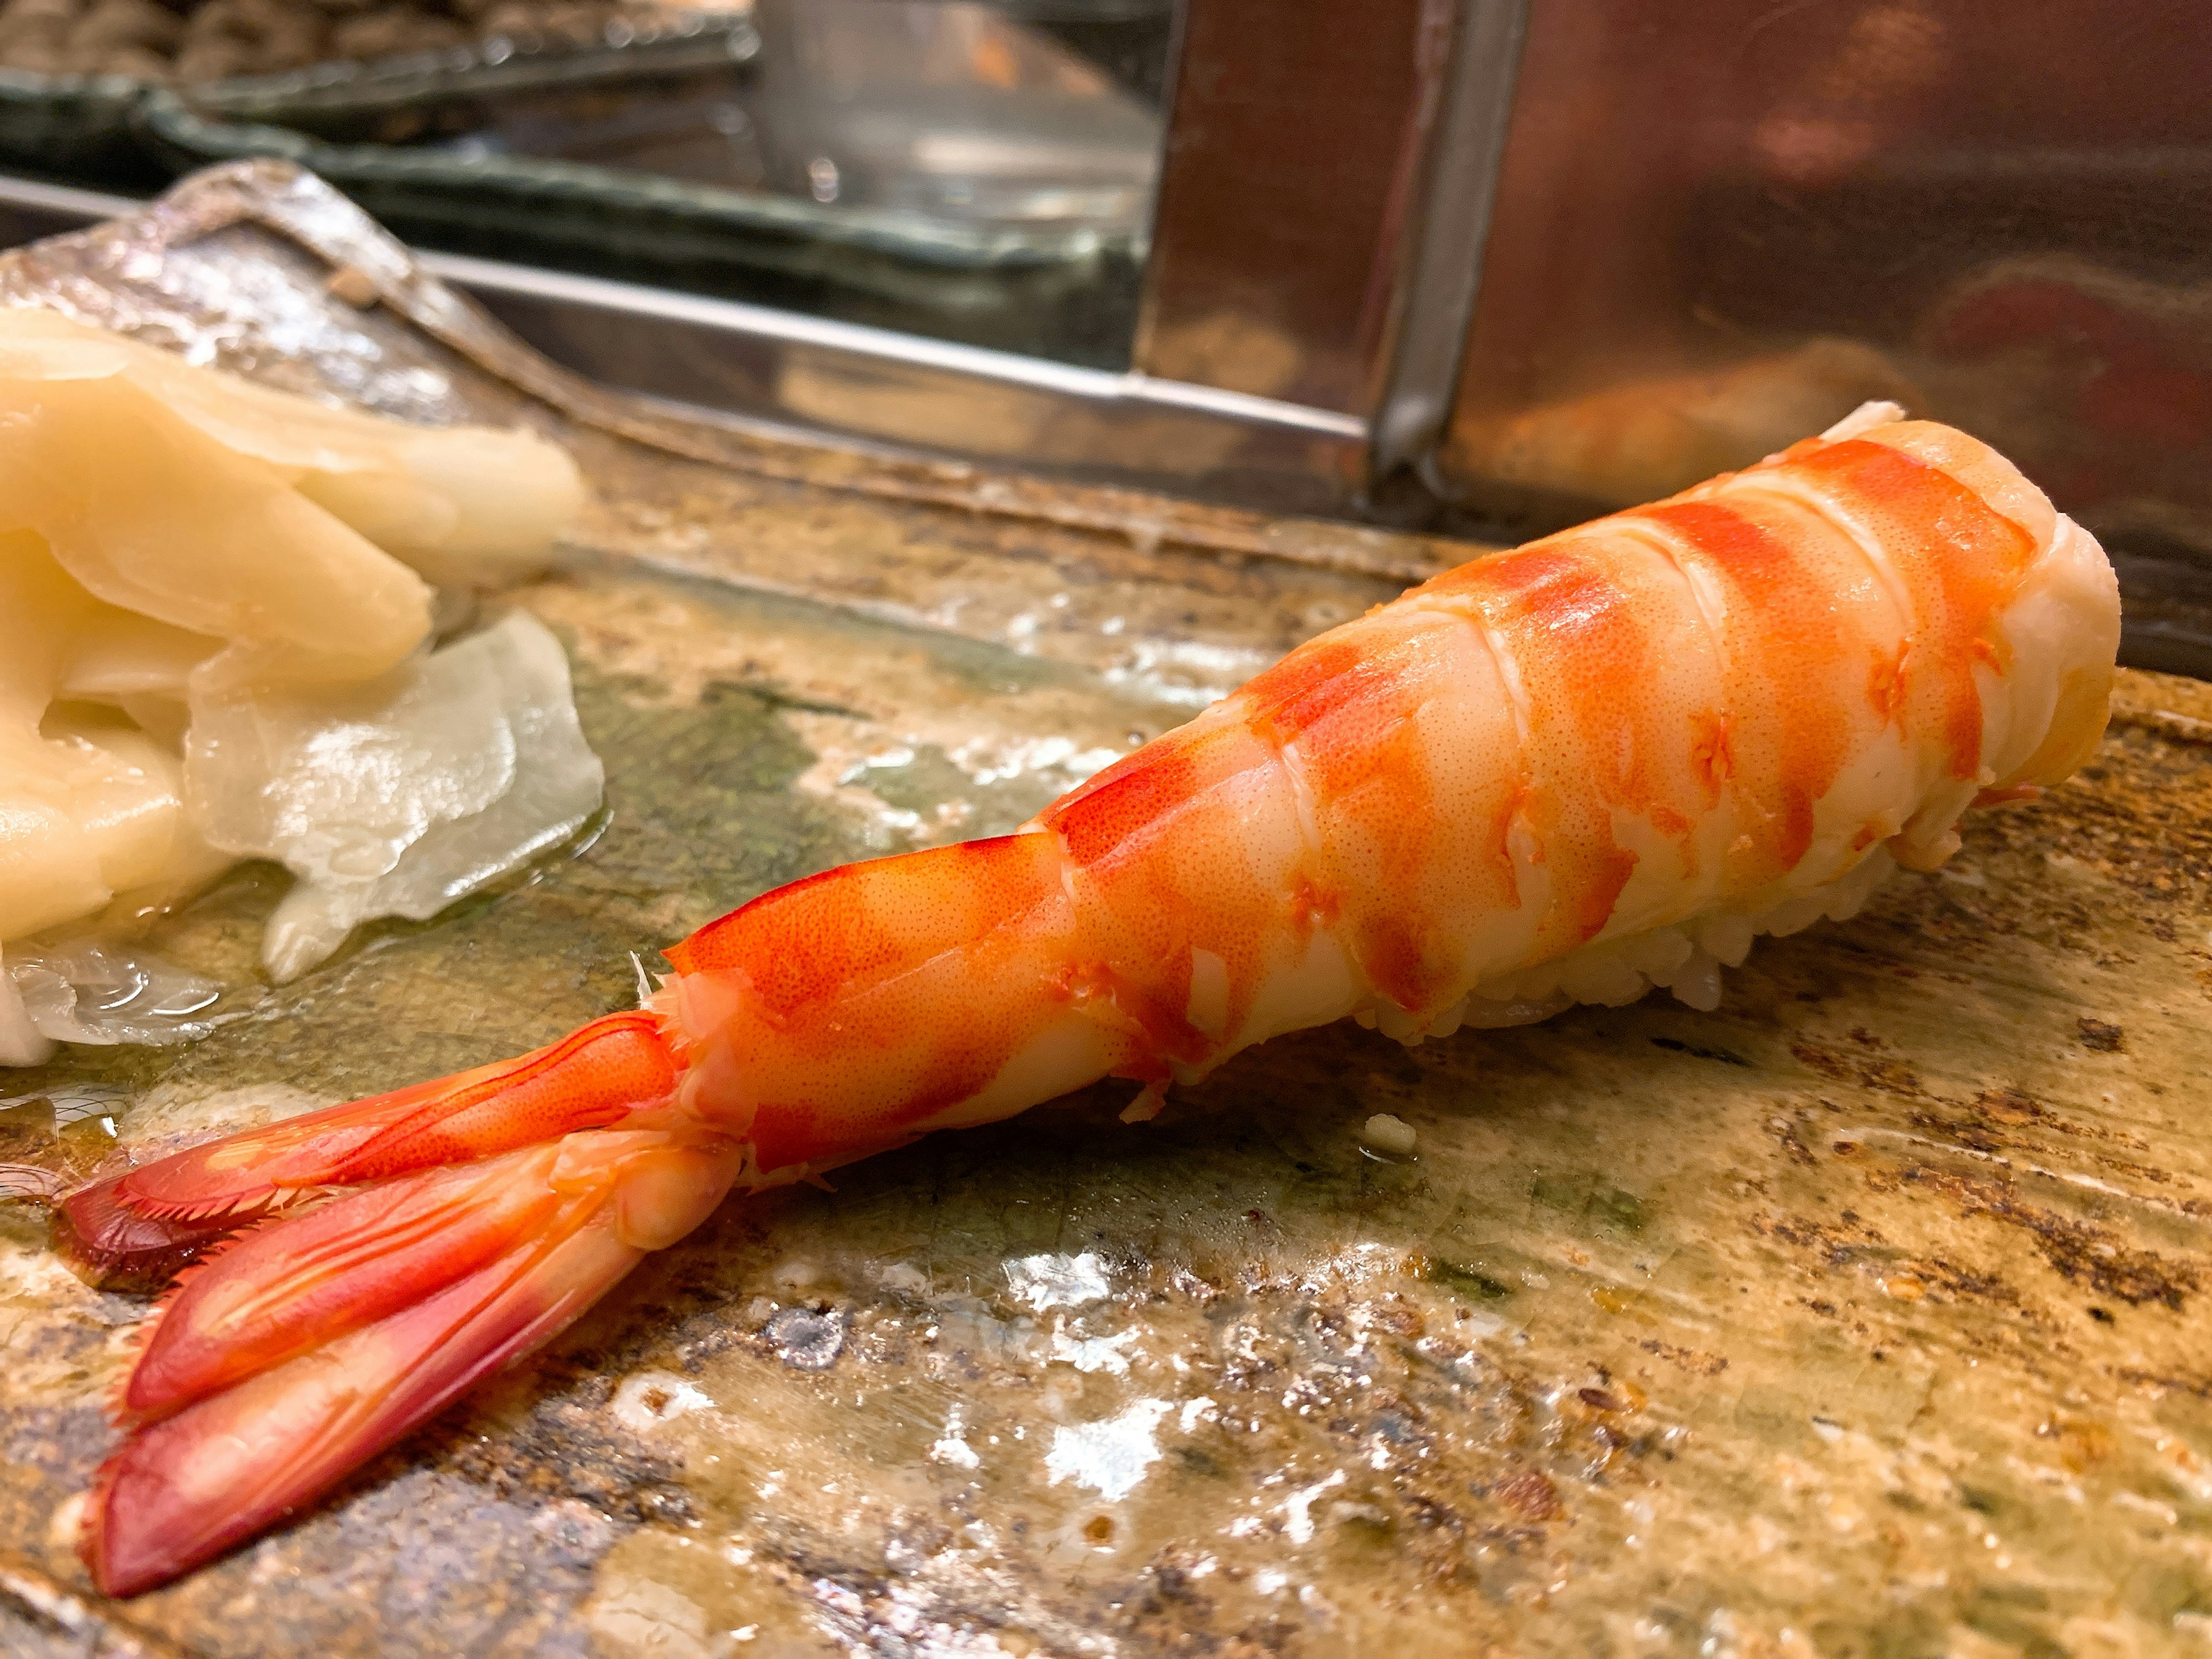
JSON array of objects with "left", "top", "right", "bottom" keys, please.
[
  {"left": 1240, "top": 607, "right": 1525, "bottom": 1020},
  {"left": 67, "top": 412, "right": 2119, "bottom": 1595}
]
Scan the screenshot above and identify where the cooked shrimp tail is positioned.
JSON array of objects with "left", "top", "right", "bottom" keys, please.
[
  {"left": 70, "top": 411, "right": 2120, "bottom": 1595},
  {"left": 75, "top": 1013, "right": 743, "bottom": 1598}
]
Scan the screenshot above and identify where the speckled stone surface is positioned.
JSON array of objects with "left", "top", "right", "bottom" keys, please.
[{"left": 3, "top": 167, "right": 2212, "bottom": 1659}]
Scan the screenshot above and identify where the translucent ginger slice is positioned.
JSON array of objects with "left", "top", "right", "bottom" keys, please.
[
  {"left": 0, "top": 535, "right": 199, "bottom": 939},
  {"left": 0, "top": 947, "right": 50, "bottom": 1067},
  {"left": 9, "top": 938, "right": 225, "bottom": 1048},
  {"left": 0, "top": 375, "right": 432, "bottom": 694},
  {"left": 0, "top": 307, "right": 585, "bottom": 590},
  {"left": 188, "top": 612, "right": 605, "bottom": 983},
  {"left": 10, "top": 715, "right": 195, "bottom": 901},
  {"left": 0, "top": 794, "right": 107, "bottom": 944}
]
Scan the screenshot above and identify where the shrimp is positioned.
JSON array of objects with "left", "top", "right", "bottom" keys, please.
[{"left": 60, "top": 407, "right": 2118, "bottom": 1595}]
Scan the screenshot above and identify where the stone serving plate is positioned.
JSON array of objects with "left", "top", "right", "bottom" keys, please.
[{"left": 2, "top": 161, "right": 2211, "bottom": 1658}]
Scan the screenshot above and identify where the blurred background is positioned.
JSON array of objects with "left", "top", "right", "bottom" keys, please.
[{"left": 0, "top": 0, "right": 2204, "bottom": 674}]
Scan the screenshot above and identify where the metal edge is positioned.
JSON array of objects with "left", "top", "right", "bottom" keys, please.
[
  {"left": 411, "top": 250, "right": 1365, "bottom": 440},
  {"left": 1371, "top": 0, "right": 1528, "bottom": 480},
  {"left": 0, "top": 175, "right": 140, "bottom": 222}
]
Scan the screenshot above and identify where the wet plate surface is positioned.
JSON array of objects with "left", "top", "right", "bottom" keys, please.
[{"left": 5, "top": 168, "right": 2212, "bottom": 1659}]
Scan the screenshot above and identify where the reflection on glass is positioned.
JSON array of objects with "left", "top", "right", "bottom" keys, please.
[
  {"left": 438, "top": 0, "right": 1166, "bottom": 251},
  {"left": 749, "top": 0, "right": 1162, "bottom": 244},
  {"left": 414, "top": 0, "right": 1171, "bottom": 363}
]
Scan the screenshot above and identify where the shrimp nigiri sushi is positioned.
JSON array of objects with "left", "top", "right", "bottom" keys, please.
[{"left": 63, "top": 404, "right": 2120, "bottom": 1596}]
